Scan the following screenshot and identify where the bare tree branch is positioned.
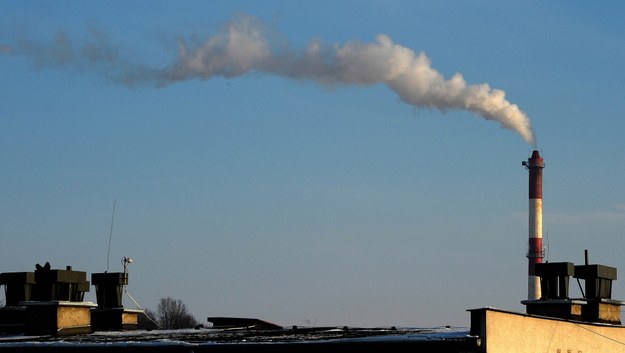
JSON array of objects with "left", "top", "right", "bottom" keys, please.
[{"left": 156, "top": 297, "right": 198, "bottom": 329}]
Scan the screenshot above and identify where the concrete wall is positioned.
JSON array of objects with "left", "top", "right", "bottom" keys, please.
[
  {"left": 471, "top": 308, "right": 625, "bottom": 353},
  {"left": 26, "top": 302, "right": 94, "bottom": 335}
]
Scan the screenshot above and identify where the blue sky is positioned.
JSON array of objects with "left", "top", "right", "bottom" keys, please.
[{"left": 1, "top": 1, "right": 625, "bottom": 328}]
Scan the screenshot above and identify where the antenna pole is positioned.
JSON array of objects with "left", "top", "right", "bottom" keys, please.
[{"left": 106, "top": 200, "right": 117, "bottom": 272}]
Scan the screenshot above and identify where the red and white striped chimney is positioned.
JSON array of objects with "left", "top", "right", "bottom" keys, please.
[{"left": 522, "top": 150, "right": 545, "bottom": 300}]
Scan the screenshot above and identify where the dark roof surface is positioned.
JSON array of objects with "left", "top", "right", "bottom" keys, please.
[{"left": 0, "top": 326, "right": 479, "bottom": 352}]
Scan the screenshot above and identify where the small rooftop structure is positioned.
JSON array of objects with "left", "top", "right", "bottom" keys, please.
[
  {"left": 522, "top": 254, "right": 624, "bottom": 324},
  {"left": 1, "top": 261, "right": 142, "bottom": 335}
]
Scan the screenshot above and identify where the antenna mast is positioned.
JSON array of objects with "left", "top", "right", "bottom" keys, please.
[{"left": 106, "top": 200, "right": 117, "bottom": 272}]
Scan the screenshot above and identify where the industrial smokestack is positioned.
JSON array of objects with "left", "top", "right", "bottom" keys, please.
[{"left": 522, "top": 150, "right": 545, "bottom": 300}]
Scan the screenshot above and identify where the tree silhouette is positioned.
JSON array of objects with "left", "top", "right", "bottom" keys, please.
[{"left": 156, "top": 297, "right": 198, "bottom": 329}]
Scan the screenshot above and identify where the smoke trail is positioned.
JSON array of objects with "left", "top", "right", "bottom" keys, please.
[
  {"left": 1, "top": 16, "right": 535, "bottom": 146},
  {"left": 2, "top": 28, "right": 159, "bottom": 86}
]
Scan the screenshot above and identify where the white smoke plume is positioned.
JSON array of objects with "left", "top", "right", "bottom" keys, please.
[{"left": 2, "top": 15, "right": 535, "bottom": 146}]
